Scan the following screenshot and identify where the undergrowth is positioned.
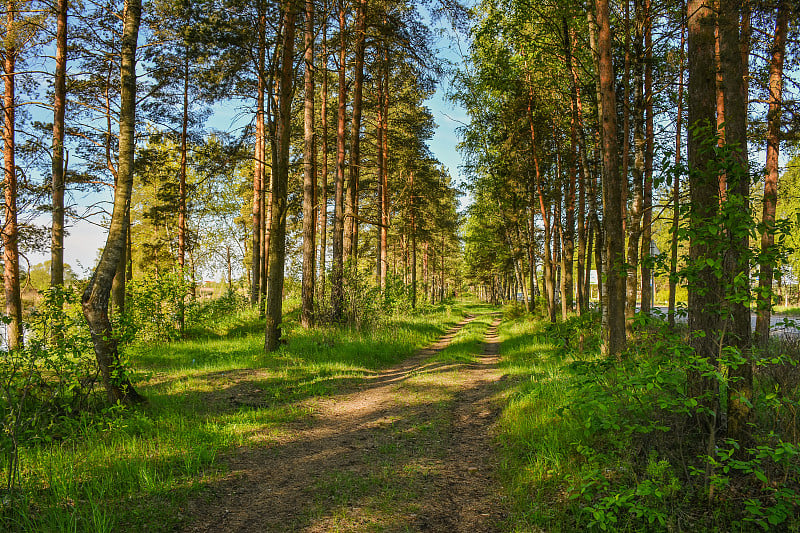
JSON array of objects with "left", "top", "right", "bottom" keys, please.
[{"left": 499, "top": 311, "right": 800, "bottom": 532}]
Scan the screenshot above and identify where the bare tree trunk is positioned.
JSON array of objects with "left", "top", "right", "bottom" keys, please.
[
  {"left": 318, "top": 0, "right": 328, "bottom": 304},
  {"left": 301, "top": 0, "right": 316, "bottom": 328},
  {"left": 344, "top": 0, "right": 366, "bottom": 262},
  {"left": 640, "top": 0, "right": 654, "bottom": 314},
  {"left": 330, "top": 0, "right": 347, "bottom": 321},
  {"left": 380, "top": 52, "right": 390, "bottom": 291},
  {"left": 3, "top": 4, "right": 22, "bottom": 349},
  {"left": 720, "top": 0, "right": 751, "bottom": 348},
  {"left": 720, "top": 0, "right": 753, "bottom": 440},
  {"left": 686, "top": 0, "right": 721, "bottom": 367},
  {"left": 250, "top": 6, "right": 266, "bottom": 306},
  {"left": 669, "top": 17, "right": 685, "bottom": 328},
  {"left": 51, "top": 0, "right": 67, "bottom": 291},
  {"left": 597, "top": 0, "right": 626, "bottom": 356},
  {"left": 625, "top": 0, "right": 646, "bottom": 336},
  {"left": 81, "top": 0, "right": 144, "bottom": 403},
  {"left": 527, "top": 91, "right": 555, "bottom": 322},
  {"left": 265, "top": 1, "right": 297, "bottom": 352},
  {"left": 756, "top": 0, "right": 788, "bottom": 346}
]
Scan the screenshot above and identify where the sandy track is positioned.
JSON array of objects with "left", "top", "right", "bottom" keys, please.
[{"left": 182, "top": 315, "right": 508, "bottom": 532}]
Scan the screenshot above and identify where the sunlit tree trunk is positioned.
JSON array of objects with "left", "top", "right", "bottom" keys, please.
[
  {"left": 345, "top": 0, "right": 366, "bottom": 262},
  {"left": 380, "top": 52, "right": 390, "bottom": 291},
  {"left": 82, "top": 0, "right": 144, "bottom": 403},
  {"left": 625, "top": 0, "right": 646, "bottom": 336},
  {"left": 686, "top": 0, "right": 720, "bottom": 369},
  {"left": 756, "top": 0, "right": 788, "bottom": 346},
  {"left": 330, "top": 0, "right": 347, "bottom": 321},
  {"left": 596, "top": 0, "right": 626, "bottom": 355},
  {"left": 301, "top": 0, "right": 316, "bottom": 328},
  {"left": 640, "top": 0, "right": 654, "bottom": 314},
  {"left": 318, "top": 0, "right": 328, "bottom": 303},
  {"left": 265, "top": 1, "right": 297, "bottom": 351},
  {"left": 51, "top": 0, "right": 67, "bottom": 291},
  {"left": 3, "top": 3, "right": 22, "bottom": 349},
  {"left": 250, "top": 6, "right": 266, "bottom": 306},
  {"left": 669, "top": 17, "right": 685, "bottom": 328}
]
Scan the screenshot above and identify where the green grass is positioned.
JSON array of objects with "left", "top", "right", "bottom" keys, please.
[
  {"left": 2, "top": 300, "right": 479, "bottom": 532},
  {"left": 495, "top": 315, "right": 600, "bottom": 531}
]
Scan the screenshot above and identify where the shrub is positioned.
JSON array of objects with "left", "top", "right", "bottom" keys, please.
[{"left": 1, "top": 287, "right": 100, "bottom": 494}]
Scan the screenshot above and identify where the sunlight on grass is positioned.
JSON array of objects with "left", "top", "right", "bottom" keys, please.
[
  {"left": 497, "top": 315, "right": 601, "bottom": 530},
  {"left": 3, "top": 301, "right": 482, "bottom": 531}
]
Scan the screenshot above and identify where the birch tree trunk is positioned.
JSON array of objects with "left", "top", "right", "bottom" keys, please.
[{"left": 81, "top": 0, "right": 144, "bottom": 403}]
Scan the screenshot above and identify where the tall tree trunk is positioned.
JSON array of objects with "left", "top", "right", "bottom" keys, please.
[
  {"left": 561, "top": 19, "right": 576, "bottom": 315},
  {"left": 3, "top": 3, "right": 22, "bottom": 349},
  {"left": 640, "top": 0, "right": 654, "bottom": 314},
  {"left": 625, "top": 0, "right": 646, "bottom": 336},
  {"left": 669, "top": 16, "right": 685, "bottom": 328},
  {"left": 756, "top": 0, "right": 788, "bottom": 346},
  {"left": 527, "top": 91, "right": 555, "bottom": 322},
  {"left": 178, "top": 53, "right": 189, "bottom": 271},
  {"left": 81, "top": 0, "right": 144, "bottom": 403},
  {"left": 51, "top": 0, "right": 67, "bottom": 291},
  {"left": 720, "top": 0, "right": 751, "bottom": 348},
  {"left": 176, "top": 52, "right": 190, "bottom": 334},
  {"left": 250, "top": 6, "right": 266, "bottom": 306},
  {"left": 380, "top": 51, "right": 390, "bottom": 291},
  {"left": 686, "top": 0, "right": 721, "bottom": 368},
  {"left": 301, "top": 0, "right": 316, "bottom": 328},
  {"left": 318, "top": 0, "right": 328, "bottom": 303},
  {"left": 621, "top": 0, "right": 631, "bottom": 234},
  {"left": 344, "top": 0, "right": 366, "bottom": 262},
  {"left": 265, "top": 1, "right": 297, "bottom": 352},
  {"left": 330, "top": 0, "right": 347, "bottom": 321},
  {"left": 566, "top": 24, "right": 587, "bottom": 316},
  {"left": 409, "top": 171, "right": 417, "bottom": 308},
  {"left": 720, "top": 0, "right": 752, "bottom": 440},
  {"left": 596, "top": 0, "right": 626, "bottom": 355}
]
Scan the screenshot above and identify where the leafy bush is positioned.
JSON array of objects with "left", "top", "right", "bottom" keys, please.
[
  {"left": 1, "top": 287, "right": 100, "bottom": 494},
  {"left": 125, "top": 270, "right": 192, "bottom": 342},
  {"left": 551, "top": 314, "right": 800, "bottom": 531}
]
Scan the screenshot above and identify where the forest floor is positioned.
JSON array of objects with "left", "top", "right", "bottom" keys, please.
[{"left": 181, "top": 314, "right": 509, "bottom": 532}]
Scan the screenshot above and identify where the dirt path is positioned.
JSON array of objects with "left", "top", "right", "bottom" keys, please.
[{"left": 182, "top": 315, "right": 508, "bottom": 532}]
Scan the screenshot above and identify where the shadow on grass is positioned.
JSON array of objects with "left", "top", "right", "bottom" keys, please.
[{"left": 175, "top": 349, "right": 504, "bottom": 532}]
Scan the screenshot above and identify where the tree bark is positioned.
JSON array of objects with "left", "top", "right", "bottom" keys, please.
[
  {"left": 755, "top": 0, "right": 788, "bottom": 346},
  {"left": 51, "top": 0, "right": 67, "bottom": 291},
  {"left": 720, "top": 0, "right": 751, "bottom": 349},
  {"left": 265, "top": 1, "right": 297, "bottom": 352},
  {"left": 81, "top": 0, "right": 144, "bottom": 403},
  {"left": 625, "top": 0, "right": 646, "bottom": 336},
  {"left": 686, "top": 0, "right": 721, "bottom": 366},
  {"left": 301, "top": 0, "right": 316, "bottom": 328},
  {"left": 380, "top": 51, "right": 390, "bottom": 292},
  {"left": 250, "top": 6, "right": 266, "bottom": 306},
  {"left": 596, "top": 0, "right": 626, "bottom": 355},
  {"left": 640, "top": 0, "right": 654, "bottom": 314},
  {"left": 330, "top": 0, "right": 347, "bottom": 321},
  {"left": 318, "top": 0, "right": 329, "bottom": 304},
  {"left": 344, "top": 0, "right": 366, "bottom": 262},
  {"left": 718, "top": 0, "right": 753, "bottom": 440},
  {"left": 669, "top": 18, "right": 685, "bottom": 328},
  {"left": 3, "top": 3, "right": 22, "bottom": 349}
]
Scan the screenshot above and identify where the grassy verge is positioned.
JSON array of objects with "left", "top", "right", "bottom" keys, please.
[
  {"left": 2, "top": 300, "right": 477, "bottom": 532},
  {"left": 496, "top": 314, "right": 594, "bottom": 531},
  {"left": 496, "top": 311, "right": 800, "bottom": 532}
]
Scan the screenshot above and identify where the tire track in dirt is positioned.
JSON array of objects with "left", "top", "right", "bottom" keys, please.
[{"left": 182, "top": 313, "right": 508, "bottom": 532}]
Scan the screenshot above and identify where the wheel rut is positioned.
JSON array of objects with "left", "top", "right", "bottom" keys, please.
[{"left": 182, "top": 313, "right": 508, "bottom": 532}]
